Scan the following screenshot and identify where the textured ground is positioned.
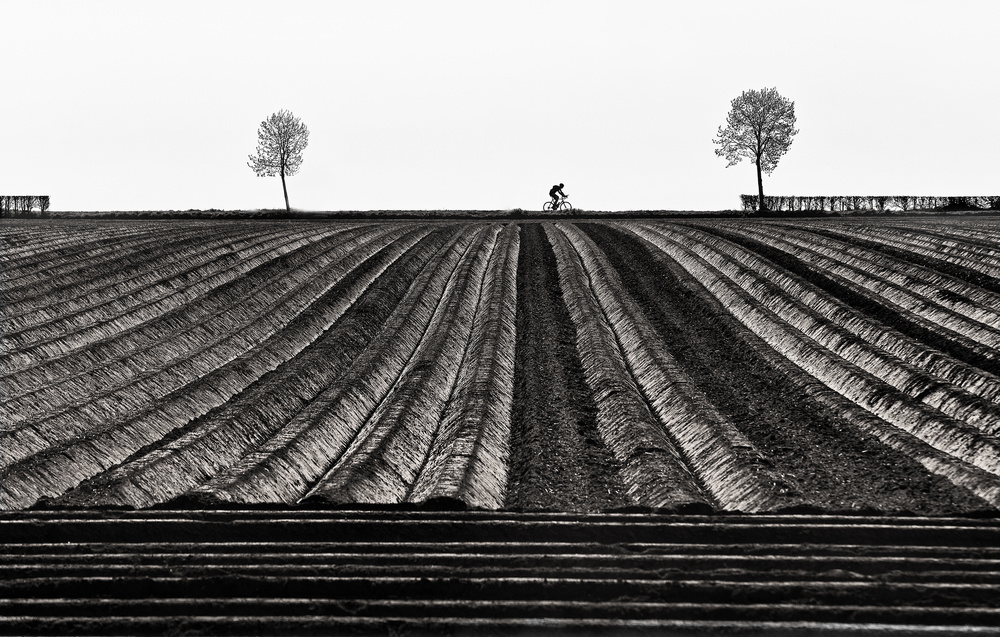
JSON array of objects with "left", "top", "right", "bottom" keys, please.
[
  {"left": 3, "top": 217, "right": 1000, "bottom": 514},
  {"left": 3, "top": 509, "right": 1000, "bottom": 635},
  {"left": 4, "top": 216, "right": 1000, "bottom": 634}
]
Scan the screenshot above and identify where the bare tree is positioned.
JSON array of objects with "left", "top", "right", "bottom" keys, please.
[
  {"left": 714, "top": 87, "right": 798, "bottom": 213},
  {"left": 248, "top": 109, "right": 309, "bottom": 213}
]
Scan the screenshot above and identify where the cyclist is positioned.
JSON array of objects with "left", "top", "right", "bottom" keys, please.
[{"left": 549, "top": 183, "right": 566, "bottom": 209}]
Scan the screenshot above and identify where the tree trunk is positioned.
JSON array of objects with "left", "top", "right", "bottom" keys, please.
[
  {"left": 756, "top": 161, "right": 766, "bottom": 213},
  {"left": 280, "top": 169, "right": 290, "bottom": 213}
]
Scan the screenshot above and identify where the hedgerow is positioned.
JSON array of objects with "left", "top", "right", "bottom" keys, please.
[{"left": 740, "top": 195, "right": 1000, "bottom": 214}]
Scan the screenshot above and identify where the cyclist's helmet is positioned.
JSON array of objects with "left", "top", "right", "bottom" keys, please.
[{"left": 559, "top": 183, "right": 564, "bottom": 188}]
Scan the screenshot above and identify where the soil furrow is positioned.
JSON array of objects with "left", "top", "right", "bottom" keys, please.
[
  {"left": 671, "top": 225, "right": 1000, "bottom": 417},
  {"left": 659, "top": 224, "right": 1000, "bottom": 442},
  {"left": 0, "top": 226, "right": 389, "bottom": 450},
  {"left": 629, "top": 220, "right": 1000, "bottom": 509},
  {"left": 557, "top": 222, "right": 794, "bottom": 512},
  {"left": 585, "top": 222, "right": 989, "bottom": 515},
  {"left": 303, "top": 225, "right": 502, "bottom": 505},
  {"left": 2, "top": 225, "right": 298, "bottom": 335},
  {"left": 505, "top": 223, "right": 629, "bottom": 511},
  {"left": 0, "top": 225, "right": 355, "bottom": 373},
  {"left": 412, "top": 224, "right": 521, "bottom": 508},
  {"left": 720, "top": 223, "right": 1000, "bottom": 351},
  {"left": 3, "top": 601, "right": 1000, "bottom": 628},
  {"left": 1, "top": 224, "right": 200, "bottom": 292},
  {"left": 52, "top": 226, "right": 447, "bottom": 509},
  {"left": 732, "top": 223, "right": 1000, "bottom": 333},
  {"left": 1, "top": 227, "right": 357, "bottom": 394},
  {"left": 188, "top": 225, "right": 480, "bottom": 504},
  {"left": 700, "top": 224, "right": 1000, "bottom": 379},
  {"left": 797, "top": 224, "right": 1000, "bottom": 297},
  {"left": 0, "top": 224, "right": 227, "bottom": 307},
  {"left": 0, "top": 227, "right": 423, "bottom": 509}
]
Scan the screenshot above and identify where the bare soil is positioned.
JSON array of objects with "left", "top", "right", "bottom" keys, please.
[
  {"left": 505, "top": 224, "right": 630, "bottom": 511},
  {"left": 5, "top": 218, "right": 1000, "bottom": 634},
  {"left": 3, "top": 509, "right": 1000, "bottom": 635},
  {"left": 706, "top": 224, "right": 1000, "bottom": 379},
  {"left": 582, "top": 222, "right": 990, "bottom": 515}
]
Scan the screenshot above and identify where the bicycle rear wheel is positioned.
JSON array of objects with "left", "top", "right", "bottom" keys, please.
[{"left": 542, "top": 201, "right": 554, "bottom": 212}]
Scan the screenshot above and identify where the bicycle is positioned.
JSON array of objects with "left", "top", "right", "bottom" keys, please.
[{"left": 543, "top": 196, "right": 574, "bottom": 213}]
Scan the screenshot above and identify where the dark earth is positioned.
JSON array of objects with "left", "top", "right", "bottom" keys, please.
[{"left": 4, "top": 217, "right": 1000, "bottom": 634}]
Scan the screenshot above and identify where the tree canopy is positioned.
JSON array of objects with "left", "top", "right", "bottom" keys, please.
[
  {"left": 714, "top": 87, "right": 798, "bottom": 212},
  {"left": 248, "top": 109, "right": 309, "bottom": 212}
]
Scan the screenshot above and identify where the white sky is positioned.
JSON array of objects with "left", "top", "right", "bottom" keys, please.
[{"left": 3, "top": 0, "right": 998, "bottom": 212}]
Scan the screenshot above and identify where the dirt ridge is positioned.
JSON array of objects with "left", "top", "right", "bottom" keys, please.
[{"left": 2, "top": 510, "right": 999, "bottom": 635}]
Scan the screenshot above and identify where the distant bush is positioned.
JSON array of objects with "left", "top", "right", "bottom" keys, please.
[{"left": 740, "top": 195, "right": 1000, "bottom": 214}]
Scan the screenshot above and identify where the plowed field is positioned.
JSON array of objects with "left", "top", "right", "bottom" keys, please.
[
  {"left": 4, "top": 510, "right": 1000, "bottom": 635},
  {"left": 4, "top": 216, "right": 1000, "bottom": 633},
  {"left": 5, "top": 217, "right": 1000, "bottom": 514}
]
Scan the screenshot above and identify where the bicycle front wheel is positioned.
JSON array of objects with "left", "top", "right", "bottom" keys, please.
[{"left": 558, "top": 201, "right": 574, "bottom": 213}]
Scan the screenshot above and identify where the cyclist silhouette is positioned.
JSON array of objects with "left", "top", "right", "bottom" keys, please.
[{"left": 549, "top": 183, "right": 566, "bottom": 209}]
